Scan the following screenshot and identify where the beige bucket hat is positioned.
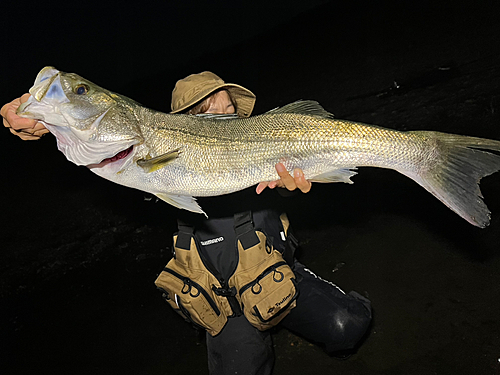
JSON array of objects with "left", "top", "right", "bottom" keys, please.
[{"left": 171, "top": 71, "right": 256, "bottom": 117}]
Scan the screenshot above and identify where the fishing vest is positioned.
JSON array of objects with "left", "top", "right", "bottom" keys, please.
[{"left": 154, "top": 211, "right": 299, "bottom": 336}]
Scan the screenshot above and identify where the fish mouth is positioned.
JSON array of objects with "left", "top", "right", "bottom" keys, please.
[
  {"left": 87, "top": 145, "right": 134, "bottom": 169},
  {"left": 30, "top": 67, "right": 64, "bottom": 101},
  {"left": 17, "top": 67, "right": 70, "bottom": 124},
  {"left": 18, "top": 66, "right": 142, "bottom": 168}
]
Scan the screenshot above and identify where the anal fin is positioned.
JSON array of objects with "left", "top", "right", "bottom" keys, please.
[{"left": 310, "top": 168, "right": 358, "bottom": 184}]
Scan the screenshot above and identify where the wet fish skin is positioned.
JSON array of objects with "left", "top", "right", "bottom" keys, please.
[{"left": 17, "top": 67, "right": 500, "bottom": 227}]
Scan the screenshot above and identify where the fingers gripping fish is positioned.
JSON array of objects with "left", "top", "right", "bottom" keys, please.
[{"left": 17, "top": 66, "right": 500, "bottom": 227}]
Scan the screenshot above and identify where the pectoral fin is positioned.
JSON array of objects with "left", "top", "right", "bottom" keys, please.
[
  {"left": 310, "top": 168, "right": 358, "bottom": 184},
  {"left": 137, "top": 148, "right": 181, "bottom": 173},
  {"left": 155, "top": 193, "right": 207, "bottom": 217}
]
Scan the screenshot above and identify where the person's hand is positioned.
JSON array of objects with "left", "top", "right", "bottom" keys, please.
[
  {"left": 1, "top": 94, "right": 49, "bottom": 140},
  {"left": 256, "top": 163, "right": 312, "bottom": 194}
]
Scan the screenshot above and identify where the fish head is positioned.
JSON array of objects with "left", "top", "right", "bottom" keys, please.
[{"left": 17, "top": 66, "right": 144, "bottom": 173}]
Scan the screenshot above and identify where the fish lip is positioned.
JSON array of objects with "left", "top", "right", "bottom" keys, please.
[
  {"left": 31, "top": 70, "right": 61, "bottom": 101},
  {"left": 86, "top": 144, "right": 136, "bottom": 169},
  {"left": 34, "top": 67, "right": 60, "bottom": 86},
  {"left": 16, "top": 67, "right": 69, "bottom": 122},
  {"left": 17, "top": 98, "right": 33, "bottom": 114}
]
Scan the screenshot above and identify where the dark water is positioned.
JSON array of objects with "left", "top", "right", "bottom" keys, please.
[{"left": 1, "top": 1, "right": 500, "bottom": 374}]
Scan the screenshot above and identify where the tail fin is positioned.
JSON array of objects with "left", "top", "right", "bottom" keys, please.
[{"left": 401, "top": 131, "right": 500, "bottom": 228}]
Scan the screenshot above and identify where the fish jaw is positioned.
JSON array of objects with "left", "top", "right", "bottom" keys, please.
[
  {"left": 30, "top": 66, "right": 66, "bottom": 101},
  {"left": 17, "top": 66, "right": 143, "bottom": 167},
  {"left": 44, "top": 121, "right": 139, "bottom": 167},
  {"left": 17, "top": 66, "right": 113, "bottom": 133},
  {"left": 18, "top": 67, "right": 70, "bottom": 125},
  {"left": 87, "top": 144, "right": 137, "bottom": 175}
]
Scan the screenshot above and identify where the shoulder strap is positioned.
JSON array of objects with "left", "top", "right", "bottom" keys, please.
[
  {"left": 176, "top": 219, "right": 194, "bottom": 250},
  {"left": 233, "top": 211, "right": 260, "bottom": 250}
]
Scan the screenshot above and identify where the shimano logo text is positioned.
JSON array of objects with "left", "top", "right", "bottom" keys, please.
[{"left": 200, "top": 237, "right": 225, "bottom": 246}]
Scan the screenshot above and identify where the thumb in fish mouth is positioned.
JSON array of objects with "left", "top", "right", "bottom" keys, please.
[{"left": 1, "top": 94, "right": 48, "bottom": 140}]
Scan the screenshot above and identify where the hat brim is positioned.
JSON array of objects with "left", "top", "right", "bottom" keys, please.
[{"left": 170, "top": 83, "right": 256, "bottom": 117}]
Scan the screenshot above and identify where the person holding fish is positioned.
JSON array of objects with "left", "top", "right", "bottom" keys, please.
[{"left": 2, "top": 72, "right": 372, "bottom": 375}]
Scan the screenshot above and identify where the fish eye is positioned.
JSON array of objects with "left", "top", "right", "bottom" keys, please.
[{"left": 75, "top": 84, "right": 89, "bottom": 95}]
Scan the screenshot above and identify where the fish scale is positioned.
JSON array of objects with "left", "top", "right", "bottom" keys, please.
[{"left": 17, "top": 66, "right": 500, "bottom": 227}]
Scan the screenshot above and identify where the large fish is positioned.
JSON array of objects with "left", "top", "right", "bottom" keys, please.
[{"left": 17, "top": 66, "right": 500, "bottom": 227}]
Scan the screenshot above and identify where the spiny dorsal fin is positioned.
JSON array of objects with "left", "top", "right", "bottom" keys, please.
[
  {"left": 194, "top": 113, "right": 240, "bottom": 120},
  {"left": 265, "top": 100, "right": 334, "bottom": 118}
]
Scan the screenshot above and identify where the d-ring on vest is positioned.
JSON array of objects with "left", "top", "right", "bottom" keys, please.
[{"left": 155, "top": 211, "right": 299, "bottom": 336}]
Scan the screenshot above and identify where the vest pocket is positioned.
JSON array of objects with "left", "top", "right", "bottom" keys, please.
[
  {"left": 237, "top": 260, "right": 298, "bottom": 330},
  {"left": 155, "top": 267, "right": 228, "bottom": 336}
]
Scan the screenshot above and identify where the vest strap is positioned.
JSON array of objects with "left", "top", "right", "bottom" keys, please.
[
  {"left": 234, "top": 211, "right": 260, "bottom": 250},
  {"left": 176, "top": 219, "right": 194, "bottom": 250}
]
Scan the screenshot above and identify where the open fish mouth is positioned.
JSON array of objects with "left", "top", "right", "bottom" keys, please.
[
  {"left": 87, "top": 145, "right": 134, "bottom": 169},
  {"left": 16, "top": 66, "right": 142, "bottom": 168},
  {"left": 17, "top": 67, "right": 70, "bottom": 125}
]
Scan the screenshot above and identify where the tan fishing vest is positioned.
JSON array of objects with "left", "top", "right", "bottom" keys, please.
[{"left": 154, "top": 212, "right": 298, "bottom": 336}]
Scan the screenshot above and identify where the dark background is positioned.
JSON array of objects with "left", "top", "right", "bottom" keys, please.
[{"left": 1, "top": 1, "right": 500, "bottom": 374}]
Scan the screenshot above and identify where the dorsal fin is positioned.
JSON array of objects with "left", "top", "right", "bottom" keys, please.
[
  {"left": 194, "top": 113, "right": 240, "bottom": 120},
  {"left": 265, "top": 100, "right": 334, "bottom": 118}
]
